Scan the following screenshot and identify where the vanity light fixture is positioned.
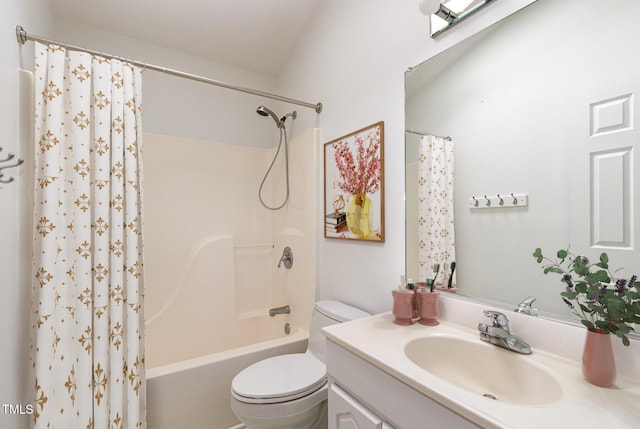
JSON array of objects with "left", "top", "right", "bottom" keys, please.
[
  {"left": 418, "top": 0, "right": 459, "bottom": 24},
  {"left": 419, "top": 0, "right": 498, "bottom": 38}
]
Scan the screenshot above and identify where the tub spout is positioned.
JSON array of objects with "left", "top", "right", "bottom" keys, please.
[{"left": 269, "top": 305, "right": 290, "bottom": 317}]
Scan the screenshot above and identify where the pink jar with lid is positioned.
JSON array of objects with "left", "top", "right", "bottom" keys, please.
[
  {"left": 391, "top": 288, "right": 415, "bottom": 325},
  {"left": 416, "top": 289, "right": 439, "bottom": 326}
]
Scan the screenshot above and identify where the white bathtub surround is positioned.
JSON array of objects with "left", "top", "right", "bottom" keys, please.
[
  {"left": 31, "top": 43, "right": 145, "bottom": 428},
  {"left": 323, "top": 295, "right": 640, "bottom": 428},
  {"left": 144, "top": 129, "right": 318, "bottom": 427},
  {"left": 144, "top": 128, "right": 318, "bottom": 368},
  {"left": 145, "top": 235, "right": 294, "bottom": 368}
]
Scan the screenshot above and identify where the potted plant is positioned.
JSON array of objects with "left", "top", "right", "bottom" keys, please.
[{"left": 532, "top": 247, "right": 639, "bottom": 386}]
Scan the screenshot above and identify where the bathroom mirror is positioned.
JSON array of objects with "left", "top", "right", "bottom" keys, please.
[{"left": 405, "top": 0, "right": 640, "bottom": 324}]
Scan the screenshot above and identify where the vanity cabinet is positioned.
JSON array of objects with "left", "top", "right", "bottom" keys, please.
[
  {"left": 329, "top": 383, "right": 391, "bottom": 429},
  {"left": 326, "top": 340, "right": 480, "bottom": 429}
]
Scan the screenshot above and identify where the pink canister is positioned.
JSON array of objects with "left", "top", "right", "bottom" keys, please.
[{"left": 392, "top": 288, "right": 415, "bottom": 325}]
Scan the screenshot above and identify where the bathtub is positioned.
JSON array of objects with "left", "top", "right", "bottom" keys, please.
[{"left": 147, "top": 328, "right": 308, "bottom": 429}]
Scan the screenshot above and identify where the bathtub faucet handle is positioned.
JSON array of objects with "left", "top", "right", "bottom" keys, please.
[{"left": 277, "top": 246, "right": 293, "bottom": 269}]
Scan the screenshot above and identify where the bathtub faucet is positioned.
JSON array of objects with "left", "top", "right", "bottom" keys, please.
[
  {"left": 277, "top": 246, "right": 293, "bottom": 269},
  {"left": 269, "top": 305, "right": 291, "bottom": 317}
]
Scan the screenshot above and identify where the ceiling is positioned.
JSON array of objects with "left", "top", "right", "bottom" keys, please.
[{"left": 49, "top": 0, "right": 323, "bottom": 77}]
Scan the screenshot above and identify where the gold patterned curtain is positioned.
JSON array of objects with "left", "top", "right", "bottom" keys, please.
[
  {"left": 417, "top": 135, "right": 456, "bottom": 284},
  {"left": 31, "top": 42, "right": 145, "bottom": 428}
]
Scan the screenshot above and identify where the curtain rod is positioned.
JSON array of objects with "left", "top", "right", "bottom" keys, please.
[
  {"left": 405, "top": 129, "right": 451, "bottom": 140},
  {"left": 15, "top": 25, "right": 323, "bottom": 113}
]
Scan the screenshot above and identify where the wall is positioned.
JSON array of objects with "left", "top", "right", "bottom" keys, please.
[
  {"left": 277, "top": 0, "right": 536, "bottom": 314},
  {"left": 0, "top": 2, "right": 51, "bottom": 428},
  {"left": 52, "top": 18, "right": 304, "bottom": 148}
]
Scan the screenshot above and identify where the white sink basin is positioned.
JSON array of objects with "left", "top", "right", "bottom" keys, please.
[{"left": 404, "top": 334, "right": 562, "bottom": 405}]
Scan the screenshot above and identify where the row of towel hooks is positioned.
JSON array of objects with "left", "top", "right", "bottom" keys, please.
[
  {"left": 469, "top": 193, "right": 529, "bottom": 209},
  {"left": 0, "top": 146, "right": 24, "bottom": 184}
]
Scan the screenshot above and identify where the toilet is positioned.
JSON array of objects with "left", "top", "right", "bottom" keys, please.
[{"left": 230, "top": 300, "right": 370, "bottom": 429}]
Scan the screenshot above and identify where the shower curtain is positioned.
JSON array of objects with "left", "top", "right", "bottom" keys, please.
[
  {"left": 417, "top": 135, "right": 456, "bottom": 283},
  {"left": 31, "top": 42, "right": 145, "bottom": 428}
]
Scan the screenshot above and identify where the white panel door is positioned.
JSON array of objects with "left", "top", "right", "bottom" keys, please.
[
  {"left": 329, "top": 383, "right": 383, "bottom": 429},
  {"left": 569, "top": 79, "right": 639, "bottom": 279}
]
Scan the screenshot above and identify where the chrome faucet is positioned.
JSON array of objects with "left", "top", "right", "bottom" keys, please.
[
  {"left": 269, "top": 305, "right": 291, "bottom": 316},
  {"left": 277, "top": 246, "right": 293, "bottom": 269},
  {"left": 478, "top": 310, "right": 531, "bottom": 354},
  {"left": 514, "top": 296, "right": 538, "bottom": 316}
]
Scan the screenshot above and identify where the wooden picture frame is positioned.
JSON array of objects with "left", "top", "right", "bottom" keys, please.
[{"left": 324, "top": 121, "right": 384, "bottom": 242}]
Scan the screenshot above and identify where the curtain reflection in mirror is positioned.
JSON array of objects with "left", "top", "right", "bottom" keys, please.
[{"left": 417, "top": 136, "right": 456, "bottom": 284}]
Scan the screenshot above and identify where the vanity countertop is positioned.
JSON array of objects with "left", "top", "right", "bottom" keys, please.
[{"left": 322, "top": 299, "right": 640, "bottom": 429}]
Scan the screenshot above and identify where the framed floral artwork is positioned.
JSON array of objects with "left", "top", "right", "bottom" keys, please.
[{"left": 324, "top": 121, "right": 384, "bottom": 242}]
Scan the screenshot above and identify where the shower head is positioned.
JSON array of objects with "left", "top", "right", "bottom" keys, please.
[
  {"left": 257, "top": 106, "right": 283, "bottom": 128},
  {"left": 257, "top": 106, "right": 297, "bottom": 128}
]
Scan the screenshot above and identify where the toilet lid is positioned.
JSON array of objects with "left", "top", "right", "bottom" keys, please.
[{"left": 232, "top": 353, "right": 327, "bottom": 404}]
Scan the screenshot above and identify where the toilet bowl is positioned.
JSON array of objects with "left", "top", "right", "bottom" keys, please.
[{"left": 230, "top": 300, "right": 370, "bottom": 429}]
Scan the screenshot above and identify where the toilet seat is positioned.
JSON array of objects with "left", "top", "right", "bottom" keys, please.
[{"left": 231, "top": 353, "right": 326, "bottom": 404}]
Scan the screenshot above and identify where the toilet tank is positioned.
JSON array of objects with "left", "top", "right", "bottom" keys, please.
[{"left": 307, "top": 300, "right": 371, "bottom": 364}]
